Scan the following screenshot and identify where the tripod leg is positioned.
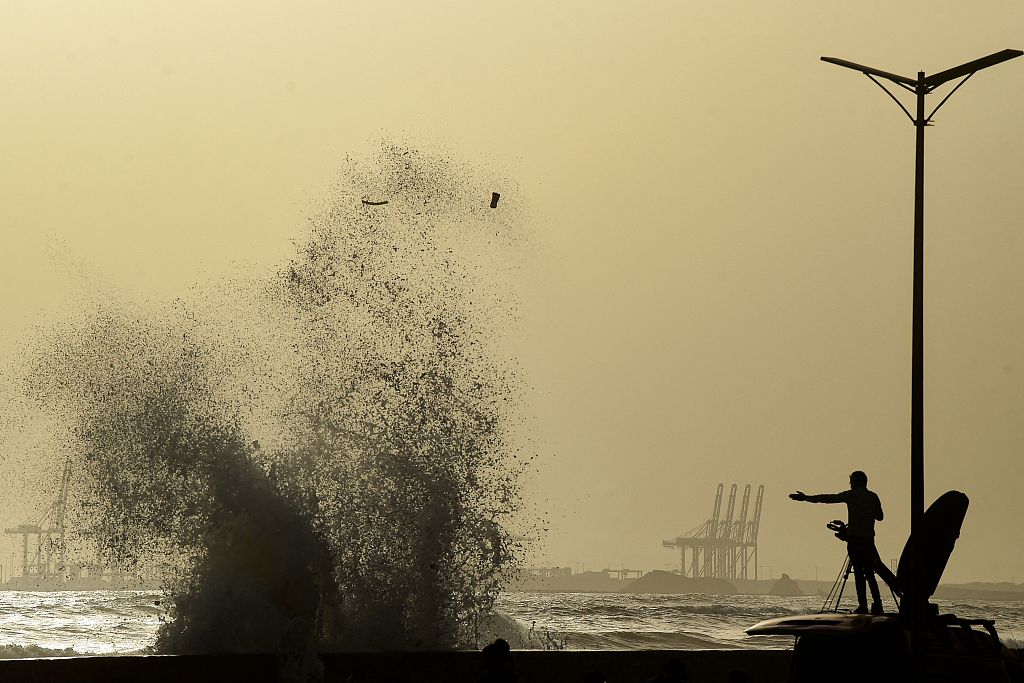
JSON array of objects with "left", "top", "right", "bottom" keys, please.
[
  {"left": 822, "top": 555, "right": 853, "bottom": 613},
  {"left": 834, "top": 555, "right": 852, "bottom": 611}
]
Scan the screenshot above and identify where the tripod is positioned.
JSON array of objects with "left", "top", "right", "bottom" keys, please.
[
  {"left": 820, "top": 553, "right": 901, "bottom": 614},
  {"left": 820, "top": 554, "right": 853, "bottom": 613}
]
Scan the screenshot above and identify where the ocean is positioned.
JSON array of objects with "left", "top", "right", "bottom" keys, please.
[
  {"left": 0, "top": 590, "right": 164, "bottom": 656},
  {"left": 1, "top": 590, "right": 1022, "bottom": 657}
]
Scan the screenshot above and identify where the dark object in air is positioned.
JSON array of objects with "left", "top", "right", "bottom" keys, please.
[
  {"left": 748, "top": 491, "right": 1024, "bottom": 682},
  {"left": 490, "top": 192, "right": 500, "bottom": 208},
  {"left": 361, "top": 199, "right": 388, "bottom": 206}
]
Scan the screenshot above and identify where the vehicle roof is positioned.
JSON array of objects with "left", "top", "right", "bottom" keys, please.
[{"left": 746, "top": 613, "right": 898, "bottom": 636}]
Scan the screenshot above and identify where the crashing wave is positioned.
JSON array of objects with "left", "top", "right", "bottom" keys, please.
[{"left": 22, "top": 143, "right": 529, "bottom": 666}]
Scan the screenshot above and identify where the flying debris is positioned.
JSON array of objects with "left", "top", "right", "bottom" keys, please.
[
  {"left": 490, "top": 192, "right": 500, "bottom": 208},
  {"left": 361, "top": 199, "right": 389, "bottom": 206}
]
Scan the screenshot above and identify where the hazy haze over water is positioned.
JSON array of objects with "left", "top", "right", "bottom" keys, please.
[{"left": 2, "top": 2, "right": 1024, "bottom": 585}]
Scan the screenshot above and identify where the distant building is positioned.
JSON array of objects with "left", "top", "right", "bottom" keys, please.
[{"left": 527, "top": 566, "right": 572, "bottom": 579}]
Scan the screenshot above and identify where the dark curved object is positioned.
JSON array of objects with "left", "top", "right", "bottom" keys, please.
[
  {"left": 361, "top": 199, "right": 389, "bottom": 206},
  {"left": 896, "top": 490, "right": 969, "bottom": 610}
]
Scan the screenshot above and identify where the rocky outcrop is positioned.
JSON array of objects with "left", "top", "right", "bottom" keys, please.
[
  {"left": 624, "top": 570, "right": 737, "bottom": 596},
  {"left": 769, "top": 573, "right": 803, "bottom": 597}
]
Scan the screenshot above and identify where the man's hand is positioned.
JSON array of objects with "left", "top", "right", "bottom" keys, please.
[{"left": 789, "top": 491, "right": 806, "bottom": 501}]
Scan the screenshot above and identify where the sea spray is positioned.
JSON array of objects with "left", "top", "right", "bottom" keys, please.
[
  {"left": 26, "top": 307, "right": 325, "bottom": 664},
  {"left": 21, "top": 142, "right": 528, "bottom": 662},
  {"left": 276, "top": 143, "right": 526, "bottom": 650}
]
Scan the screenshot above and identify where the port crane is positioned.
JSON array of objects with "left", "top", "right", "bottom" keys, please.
[
  {"left": 662, "top": 483, "right": 764, "bottom": 580},
  {"left": 4, "top": 456, "right": 72, "bottom": 580}
]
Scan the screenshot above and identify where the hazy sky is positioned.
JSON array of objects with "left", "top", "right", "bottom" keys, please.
[{"left": 2, "top": 2, "right": 1024, "bottom": 584}]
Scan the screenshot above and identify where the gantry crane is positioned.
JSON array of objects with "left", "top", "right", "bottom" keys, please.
[
  {"left": 5, "top": 456, "right": 72, "bottom": 580},
  {"left": 662, "top": 483, "right": 764, "bottom": 580}
]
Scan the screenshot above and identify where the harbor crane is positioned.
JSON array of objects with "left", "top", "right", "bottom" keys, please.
[
  {"left": 662, "top": 483, "right": 764, "bottom": 580},
  {"left": 4, "top": 456, "right": 72, "bottom": 580}
]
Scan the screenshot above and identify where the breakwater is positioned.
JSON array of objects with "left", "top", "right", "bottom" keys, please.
[{"left": 0, "top": 650, "right": 794, "bottom": 683}]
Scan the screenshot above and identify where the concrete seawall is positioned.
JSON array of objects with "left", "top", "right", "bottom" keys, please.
[{"left": 0, "top": 650, "right": 794, "bottom": 682}]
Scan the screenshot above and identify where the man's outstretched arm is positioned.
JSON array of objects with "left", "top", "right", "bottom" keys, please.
[{"left": 790, "top": 491, "right": 846, "bottom": 503}]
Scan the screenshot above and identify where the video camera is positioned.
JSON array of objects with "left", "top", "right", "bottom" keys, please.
[{"left": 826, "top": 519, "right": 848, "bottom": 542}]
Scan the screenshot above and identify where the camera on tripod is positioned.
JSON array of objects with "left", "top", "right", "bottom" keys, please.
[{"left": 826, "top": 519, "right": 848, "bottom": 541}]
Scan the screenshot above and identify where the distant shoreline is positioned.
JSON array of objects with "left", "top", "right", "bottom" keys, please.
[
  {"left": 2, "top": 576, "right": 1022, "bottom": 602},
  {"left": 507, "top": 586, "right": 1024, "bottom": 602},
  {"left": 508, "top": 570, "right": 1024, "bottom": 602}
]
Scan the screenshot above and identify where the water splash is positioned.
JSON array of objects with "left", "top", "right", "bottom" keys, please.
[{"left": 22, "top": 142, "right": 528, "bottom": 663}]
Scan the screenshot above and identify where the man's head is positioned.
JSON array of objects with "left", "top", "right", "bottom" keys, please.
[{"left": 849, "top": 470, "right": 868, "bottom": 489}]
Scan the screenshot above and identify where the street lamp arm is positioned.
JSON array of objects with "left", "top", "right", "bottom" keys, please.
[
  {"left": 926, "top": 72, "right": 975, "bottom": 122},
  {"left": 864, "top": 73, "right": 916, "bottom": 124},
  {"left": 923, "top": 49, "right": 1023, "bottom": 90},
  {"left": 820, "top": 56, "right": 917, "bottom": 87}
]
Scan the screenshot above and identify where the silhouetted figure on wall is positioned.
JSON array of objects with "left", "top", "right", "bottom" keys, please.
[
  {"left": 644, "top": 657, "right": 689, "bottom": 682},
  {"left": 790, "top": 471, "right": 887, "bottom": 615},
  {"left": 479, "top": 638, "right": 517, "bottom": 683}
]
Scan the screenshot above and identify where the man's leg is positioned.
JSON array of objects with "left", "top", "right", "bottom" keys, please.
[
  {"left": 853, "top": 565, "right": 868, "bottom": 612},
  {"left": 871, "top": 544, "right": 902, "bottom": 598},
  {"left": 874, "top": 556, "right": 900, "bottom": 596},
  {"left": 847, "top": 541, "right": 869, "bottom": 612},
  {"left": 865, "top": 540, "right": 884, "bottom": 614},
  {"left": 866, "top": 572, "right": 882, "bottom": 610}
]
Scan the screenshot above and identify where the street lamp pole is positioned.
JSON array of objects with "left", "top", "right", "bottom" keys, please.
[
  {"left": 912, "top": 70, "right": 926, "bottom": 610},
  {"left": 821, "top": 48, "right": 1021, "bottom": 676}
]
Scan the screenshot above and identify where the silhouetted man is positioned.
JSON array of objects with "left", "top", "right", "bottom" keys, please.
[
  {"left": 790, "top": 471, "right": 886, "bottom": 615},
  {"left": 479, "top": 638, "right": 517, "bottom": 683}
]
